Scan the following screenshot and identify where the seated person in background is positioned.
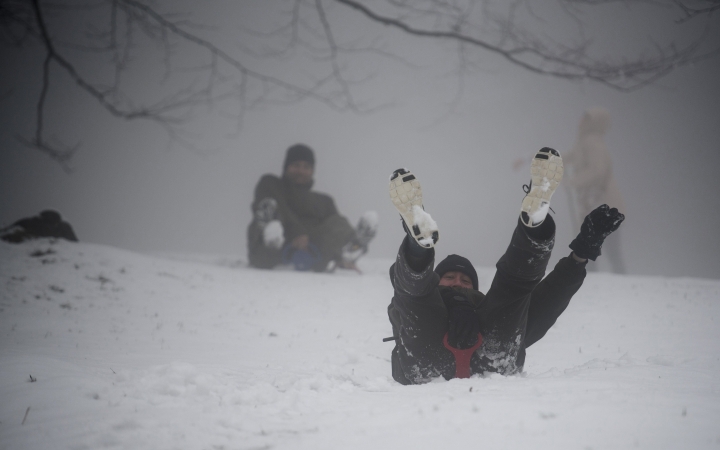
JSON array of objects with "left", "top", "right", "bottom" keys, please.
[
  {"left": 1, "top": 210, "right": 79, "bottom": 243},
  {"left": 247, "top": 143, "right": 377, "bottom": 272}
]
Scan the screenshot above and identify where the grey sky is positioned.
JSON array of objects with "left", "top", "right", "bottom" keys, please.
[{"left": 1, "top": 1, "right": 719, "bottom": 279}]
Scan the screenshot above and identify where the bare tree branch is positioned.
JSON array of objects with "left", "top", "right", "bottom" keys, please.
[
  {"left": 672, "top": 0, "right": 720, "bottom": 22},
  {"left": 562, "top": 0, "right": 720, "bottom": 21},
  {"left": 30, "top": 0, "right": 77, "bottom": 170},
  {"left": 6, "top": 0, "right": 378, "bottom": 166},
  {"left": 117, "top": 0, "right": 355, "bottom": 109},
  {"left": 315, "top": 0, "right": 359, "bottom": 111},
  {"left": 1, "top": 0, "right": 718, "bottom": 168},
  {"left": 333, "top": 0, "right": 710, "bottom": 91}
]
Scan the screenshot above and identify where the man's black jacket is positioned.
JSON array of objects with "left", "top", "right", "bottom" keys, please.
[{"left": 387, "top": 219, "right": 587, "bottom": 384}]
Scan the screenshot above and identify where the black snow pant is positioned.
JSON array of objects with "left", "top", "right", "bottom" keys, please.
[{"left": 387, "top": 215, "right": 587, "bottom": 384}]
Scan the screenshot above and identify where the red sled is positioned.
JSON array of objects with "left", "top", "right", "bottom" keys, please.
[{"left": 443, "top": 332, "right": 483, "bottom": 379}]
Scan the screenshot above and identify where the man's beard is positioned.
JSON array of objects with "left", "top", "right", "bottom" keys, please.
[{"left": 283, "top": 174, "right": 313, "bottom": 189}]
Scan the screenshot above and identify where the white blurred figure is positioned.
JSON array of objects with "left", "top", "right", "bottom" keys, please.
[{"left": 565, "top": 107, "right": 627, "bottom": 274}]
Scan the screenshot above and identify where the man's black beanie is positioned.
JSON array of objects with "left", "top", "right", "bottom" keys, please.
[
  {"left": 434, "top": 254, "right": 479, "bottom": 290},
  {"left": 283, "top": 144, "right": 315, "bottom": 171}
]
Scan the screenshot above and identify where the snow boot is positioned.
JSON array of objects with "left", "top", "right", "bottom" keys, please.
[
  {"left": 355, "top": 210, "right": 379, "bottom": 248},
  {"left": 520, "top": 147, "right": 563, "bottom": 227},
  {"left": 389, "top": 168, "right": 439, "bottom": 248},
  {"left": 341, "top": 211, "right": 379, "bottom": 267}
]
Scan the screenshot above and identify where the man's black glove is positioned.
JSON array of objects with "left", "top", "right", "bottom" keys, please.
[
  {"left": 446, "top": 295, "right": 480, "bottom": 349},
  {"left": 569, "top": 204, "right": 625, "bottom": 261}
]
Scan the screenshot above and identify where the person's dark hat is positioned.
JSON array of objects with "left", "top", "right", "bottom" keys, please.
[
  {"left": 434, "top": 254, "right": 478, "bottom": 290},
  {"left": 283, "top": 144, "right": 315, "bottom": 172}
]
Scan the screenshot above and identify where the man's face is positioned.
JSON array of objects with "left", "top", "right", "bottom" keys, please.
[
  {"left": 284, "top": 160, "right": 314, "bottom": 185},
  {"left": 438, "top": 271, "right": 474, "bottom": 289}
]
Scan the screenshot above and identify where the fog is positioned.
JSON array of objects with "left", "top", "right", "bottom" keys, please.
[{"left": 1, "top": 1, "right": 719, "bottom": 279}]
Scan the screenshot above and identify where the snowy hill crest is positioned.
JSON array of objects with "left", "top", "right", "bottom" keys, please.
[{"left": 1, "top": 240, "right": 719, "bottom": 449}]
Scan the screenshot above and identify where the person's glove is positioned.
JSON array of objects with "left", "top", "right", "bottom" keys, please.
[
  {"left": 569, "top": 204, "right": 625, "bottom": 261},
  {"left": 446, "top": 295, "right": 480, "bottom": 349}
]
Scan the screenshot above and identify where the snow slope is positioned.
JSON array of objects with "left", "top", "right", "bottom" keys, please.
[{"left": 1, "top": 239, "right": 719, "bottom": 450}]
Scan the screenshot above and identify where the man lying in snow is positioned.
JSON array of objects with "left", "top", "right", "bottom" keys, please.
[{"left": 385, "top": 147, "right": 624, "bottom": 384}]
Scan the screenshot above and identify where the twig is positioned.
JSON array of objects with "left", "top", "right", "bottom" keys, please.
[
  {"left": 334, "top": 0, "right": 706, "bottom": 91},
  {"left": 21, "top": 407, "right": 30, "bottom": 425}
]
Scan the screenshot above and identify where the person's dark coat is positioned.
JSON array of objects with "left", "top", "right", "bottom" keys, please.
[
  {"left": 387, "top": 217, "right": 587, "bottom": 384},
  {"left": 253, "top": 174, "right": 340, "bottom": 242},
  {"left": 248, "top": 175, "right": 354, "bottom": 270}
]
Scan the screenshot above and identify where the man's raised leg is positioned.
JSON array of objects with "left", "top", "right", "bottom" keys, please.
[
  {"left": 476, "top": 147, "right": 563, "bottom": 374},
  {"left": 387, "top": 168, "right": 454, "bottom": 384}
]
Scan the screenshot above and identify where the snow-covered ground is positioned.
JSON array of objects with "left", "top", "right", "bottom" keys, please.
[{"left": 1, "top": 239, "right": 719, "bottom": 450}]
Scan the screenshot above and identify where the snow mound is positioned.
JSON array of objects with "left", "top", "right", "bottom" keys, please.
[{"left": 1, "top": 239, "right": 719, "bottom": 449}]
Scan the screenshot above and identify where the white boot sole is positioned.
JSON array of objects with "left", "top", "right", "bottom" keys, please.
[
  {"left": 388, "top": 169, "right": 439, "bottom": 248},
  {"left": 521, "top": 148, "right": 563, "bottom": 227}
]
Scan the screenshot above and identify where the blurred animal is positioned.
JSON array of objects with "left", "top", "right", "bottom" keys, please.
[{"left": 1, "top": 210, "right": 78, "bottom": 243}]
